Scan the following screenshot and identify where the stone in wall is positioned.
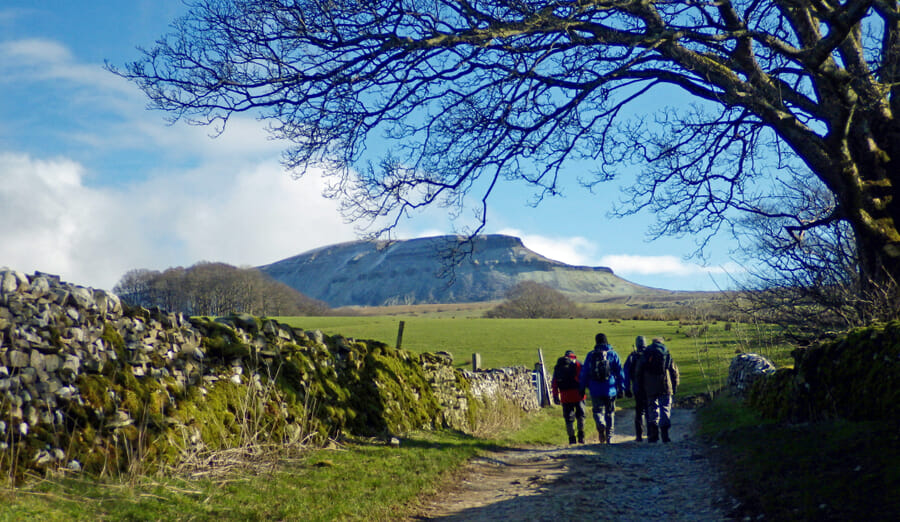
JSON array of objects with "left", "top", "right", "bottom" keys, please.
[{"left": 727, "top": 353, "right": 776, "bottom": 397}]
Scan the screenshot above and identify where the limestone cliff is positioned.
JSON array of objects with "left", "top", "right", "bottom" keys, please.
[{"left": 258, "top": 234, "right": 663, "bottom": 307}]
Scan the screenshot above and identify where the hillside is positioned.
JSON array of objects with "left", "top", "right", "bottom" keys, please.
[{"left": 258, "top": 234, "right": 673, "bottom": 307}]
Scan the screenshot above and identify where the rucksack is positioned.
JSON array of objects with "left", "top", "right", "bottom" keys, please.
[
  {"left": 590, "top": 349, "right": 611, "bottom": 383},
  {"left": 553, "top": 357, "right": 579, "bottom": 390},
  {"left": 644, "top": 345, "right": 666, "bottom": 376}
]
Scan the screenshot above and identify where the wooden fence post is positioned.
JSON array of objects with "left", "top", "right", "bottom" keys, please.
[
  {"left": 537, "top": 348, "right": 553, "bottom": 407},
  {"left": 396, "top": 321, "right": 405, "bottom": 350}
]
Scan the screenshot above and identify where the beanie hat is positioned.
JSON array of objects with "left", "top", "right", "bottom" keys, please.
[
  {"left": 635, "top": 336, "right": 646, "bottom": 350},
  {"left": 595, "top": 333, "right": 608, "bottom": 345}
]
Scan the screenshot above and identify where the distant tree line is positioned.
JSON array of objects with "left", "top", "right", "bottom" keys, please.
[
  {"left": 485, "top": 281, "right": 751, "bottom": 323},
  {"left": 113, "top": 262, "right": 330, "bottom": 317}
]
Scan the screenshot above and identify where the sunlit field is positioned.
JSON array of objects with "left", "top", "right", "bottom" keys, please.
[{"left": 275, "top": 316, "right": 792, "bottom": 398}]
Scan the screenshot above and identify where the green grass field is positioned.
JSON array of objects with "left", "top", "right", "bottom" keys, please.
[{"left": 275, "top": 316, "right": 792, "bottom": 398}]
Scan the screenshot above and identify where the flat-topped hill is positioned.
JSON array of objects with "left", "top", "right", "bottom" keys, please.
[{"left": 258, "top": 234, "right": 670, "bottom": 307}]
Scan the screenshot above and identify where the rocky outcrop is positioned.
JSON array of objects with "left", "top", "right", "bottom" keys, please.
[
  {"left": 258, "top": 234, "right": 664, "bottom": 306},
  {"left": 0, "top": 269, "right": 541, "bottom": 478}
]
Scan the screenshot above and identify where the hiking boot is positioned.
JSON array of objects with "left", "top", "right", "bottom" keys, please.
[
  {"left": 605, "top": 429, "right": 613, "bottom": 444},
  {"left": 636, "top": 433, "right": 643, "bottom": 442},
  {"left": 661, "top": 427, "right": 671, "bottom": 443},
  {"left": 635, "top": 424, "right": 643, "bottom": 442},
  {"left": 569, "top": 435, "right": 577, "bottom": 444},
  {"left": 598, "top": 431, "right": 607, "bottom": 444},
  {"left": 577, "top": 431, "right": 585, "bottom": 444},
  {"left": 647, "top": 424, "right": 659, "bottom": 443}
]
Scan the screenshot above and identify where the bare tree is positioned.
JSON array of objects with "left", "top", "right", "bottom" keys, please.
[
  {"left": 113, "top": 262, "right": 330, "bottom": 316},
  {"left": 485, "top": 281, "right": 581, "bottom": 318},
  {"left": 113, "top": 1, "right": 900, "bottom": 306},
  {"left": 730, "top": 170, "right": 900, "bottom": 331},
  {"left": 112, "top": 268, "right": 158, "bottom": 306}
]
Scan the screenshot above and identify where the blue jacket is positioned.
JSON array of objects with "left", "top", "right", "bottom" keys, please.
[{"left": 579, "top": 344, "right": 625, "bottom": 399}]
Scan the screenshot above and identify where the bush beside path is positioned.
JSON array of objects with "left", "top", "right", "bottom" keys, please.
[{"left": 410, "top": 408, "right": 734, "bottom": 521}]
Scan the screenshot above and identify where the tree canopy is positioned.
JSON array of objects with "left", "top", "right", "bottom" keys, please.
[
  {"left": 485, "top": 281, "right": 582, "bottom": 318},
  {"left": 114, "top": 262, "right": 330, "bottom": 316},
  {"left": 116, "top": 0, "right": 900, "bottom": 317}
]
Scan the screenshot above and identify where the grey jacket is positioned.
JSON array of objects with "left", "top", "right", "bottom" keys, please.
[{"left": 635, "top": 342, "right": 680, "bottom": 397}]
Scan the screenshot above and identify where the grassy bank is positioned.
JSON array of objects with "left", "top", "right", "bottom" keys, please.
[
  {"left": 0, "top": 407, "right": 562, "bottom": 521},
  {"left": 697, "top": 395, "right": 900, "bottom": 520},
  {"left": 0, "top": 431, "right": 489, "bottom": 521}
]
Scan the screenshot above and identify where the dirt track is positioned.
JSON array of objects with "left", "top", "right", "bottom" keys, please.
[{"left": 410, "top": 408, "right": 735, "bottom": 521}]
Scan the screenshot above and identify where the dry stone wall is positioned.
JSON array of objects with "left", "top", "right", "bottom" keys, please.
[
  {"left": 746, "top": 321, "right": 900, "bottom": 423},
  {"left": 464, "top": 367, "right": 540, "bottom": 410},
  {"left": 0, "top": 269, "right": 539, "bottom": 477}
]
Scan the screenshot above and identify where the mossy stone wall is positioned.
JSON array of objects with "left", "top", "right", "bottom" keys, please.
[
  {"left": 0, "top": 270, "right": 536, "bottom": 479},
  {"left": 748, "top": 321, "right": 900, "bottom": 422}
]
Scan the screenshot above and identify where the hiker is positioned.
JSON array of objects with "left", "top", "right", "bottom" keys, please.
[
  {"left": 579, "top": 333, "right": 625, "bottom": 444},
  {"left": 623, "top": 335, "right": 648, "bottom": 442},
  {"left": 635, "top": 337, "right": 680, "bottom": 443},
  {"left": 551, "top": 350, "right": 586, "bottom": 444}
]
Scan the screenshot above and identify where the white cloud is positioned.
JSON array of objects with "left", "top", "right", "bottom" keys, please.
[
  {"left": 0, "top": 38, "right": 72, "bottom": 63},
  {"left": 0, "top": 38, "right": 123, "bottom": 90},
  {"left": 132, "top": 115, "right": 285, "bottom": 162},
  {"left": 0, "top": 153, "right": 128, "bottom": 287},
  {"left": 600, "top": 254, "right": 713, "bottom": 276},
  {"left": 0, "top": 152, "right": 357, "bottom": 291},
  {"left": 0, "top": 35, "right": 363, "bottom": 291},
  {"left": 598, "top": 254, "right": 742, "bottom": 278},
  {"left": 496, "top": 228, "right": 596, "bottom": 266},
  {"left": 495, "top": 228, "right": 740, "bottom": 283},
  {"left": 138, "top": 160, "right": 358, "bottom": 267}
]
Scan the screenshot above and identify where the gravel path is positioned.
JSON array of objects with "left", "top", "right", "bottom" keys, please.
[{"left": 410, "top": 408, "right": 735, "bottom": 521}]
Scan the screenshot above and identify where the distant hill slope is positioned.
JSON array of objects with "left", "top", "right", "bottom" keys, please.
[{"left": 258, "top": 234, "right": 670, "bottom": 307}]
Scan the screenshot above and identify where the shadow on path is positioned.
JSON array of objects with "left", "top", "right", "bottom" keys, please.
[{"left": 409, "top": 408, "right": 735, "bottom": 521}]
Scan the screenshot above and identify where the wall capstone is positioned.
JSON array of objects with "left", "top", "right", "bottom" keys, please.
[{"left": 728, "top": 353, "right": 776, "bottom": 397}]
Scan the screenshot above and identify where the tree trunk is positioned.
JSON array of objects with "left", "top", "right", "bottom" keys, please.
[
  {"left": 852, "top": 215, "right": 900, "bottom": 290},
  {"left": 830, "top": 107, "right": 900, "bottom": 300},
  {"left": 845, "top": 148, "right": 900, "bottom": 295}
]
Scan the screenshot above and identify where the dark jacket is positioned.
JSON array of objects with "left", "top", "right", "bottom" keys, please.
[
  {"left": 551, "top": 358, "right": 585, "bottom": 404},
  {"left": 623, "top": 348, "right": 645, "bottom": 396},
  {"left": 635, "top": 341, "right": 680, "bottom": 397},
  {"left": 579, "top": 344, "right": 625, "bottom": 399}
]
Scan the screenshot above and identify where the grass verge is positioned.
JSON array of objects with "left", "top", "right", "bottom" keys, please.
[
  {"left": 0, "top": 430, "right": 503, "bottom": 521},
  {"left": 698, "top": 395, "right": 900, "bottom": 521},
  {"left": 0, "top": 400, "right": 563, "bottom": 521}
]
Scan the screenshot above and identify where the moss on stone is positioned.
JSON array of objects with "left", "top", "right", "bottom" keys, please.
[
  {"left": 78, "top": 374, "right": 116, "bottom": 414},
  {"left": 101, "top": 323, "right": 127, "bottom": 362},
  {"left": 2, "top": 311, "right": 483, "bottom": 479},
  {"left": 749, "top": 320, "right": 900, "bottom": 422}
]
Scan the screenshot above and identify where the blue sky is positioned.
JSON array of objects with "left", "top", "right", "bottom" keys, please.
[{"left": 0, "top": 1, "right": 742, "bottom": 293}]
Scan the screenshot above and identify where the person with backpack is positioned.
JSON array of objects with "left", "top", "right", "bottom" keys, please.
[
  {"left": 623, "top": 335, "right": 648, "bottom": 442},
  {"left": 551, "top": 350, "right": 586, "bottom": 444},
  {"left": 579, "top": 333, "right": 625, "bottom": 444},
  {"left": 635, "top": 337, "right": 680, "bottom": 443}
]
